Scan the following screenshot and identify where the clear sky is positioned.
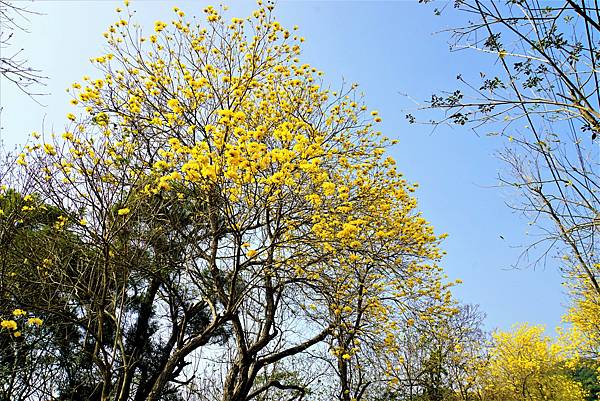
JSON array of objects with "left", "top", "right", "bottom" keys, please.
[{"left": 0, "top": 0, "right": 566, "bottom": 332}]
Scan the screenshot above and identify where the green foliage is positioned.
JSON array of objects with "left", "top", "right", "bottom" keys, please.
[{"left": 571, "top": 359, "right": 600, "bottom": 401}]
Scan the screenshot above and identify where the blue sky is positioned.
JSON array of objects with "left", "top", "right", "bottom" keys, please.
[{"left": 0, "top": 0, "right": 566, "bottom": 332}]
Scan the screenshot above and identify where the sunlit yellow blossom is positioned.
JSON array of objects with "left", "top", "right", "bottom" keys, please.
[
  {"left": 322, "top": 182, "right": 336, "bottom": 196},
  {"left": 154, "top": 20, "right": 167, "bottom": 32},
  {"left": 1, "top": 320, "right": 17, "bottom": 330},
  {"left": 16, "top": 153, "right": 27, "bottom": 166},
  {"left": 43, "top": 143, "right": 57, "bottom": 156},
  {"left": 27, "top": 317, "right": 43, "bottom": 326}
]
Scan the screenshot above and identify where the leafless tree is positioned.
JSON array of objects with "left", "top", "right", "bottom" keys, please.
[
  {"left": 413, "top": 0, "right": 600, "bottom": 301},
  {"left": 0, "top": 0, "right": 46, "bottom": 97}
]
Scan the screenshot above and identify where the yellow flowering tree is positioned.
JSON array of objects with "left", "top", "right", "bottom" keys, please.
[
  {"left": 563, "top": 270, "right": 600, "bottom": 359},
  {"left": 370, "top": 304, "right": 486, "bottom": 401},
  {"left": 560, "top": 270, "right": 600, "bottom": 400},
  {"left": 319, "top": 267, "right": 458, "bottom": 401},
  {"left": 0, "top": 188, "right": 66, "bottom": 400},
  {"left": 8, "top": 2, "right": 453, "bottom": 400},
  {"left": 479, "top": 324, "right": 587, "bottom": 401}
]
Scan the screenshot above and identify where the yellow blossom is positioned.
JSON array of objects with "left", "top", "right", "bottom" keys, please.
[
  {"left": 27, "top": 317, "right": 43, "bottom": 326},
  {"left": 117, "top": 208, "right": 130, "bottom": 216},
  {"left": 1, "top": 320, "right": 17, "bottom": 330},
  {"left": 43, "top": 143, "right": 57, "bottom": 156}
]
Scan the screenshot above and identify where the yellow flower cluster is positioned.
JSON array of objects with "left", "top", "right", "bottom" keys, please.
[
  {"left": 1, "top": 320, "right": 17, "bottom": 330},
  {"left": 1, "top": 309, "right": 43, "bottom": 338}
]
